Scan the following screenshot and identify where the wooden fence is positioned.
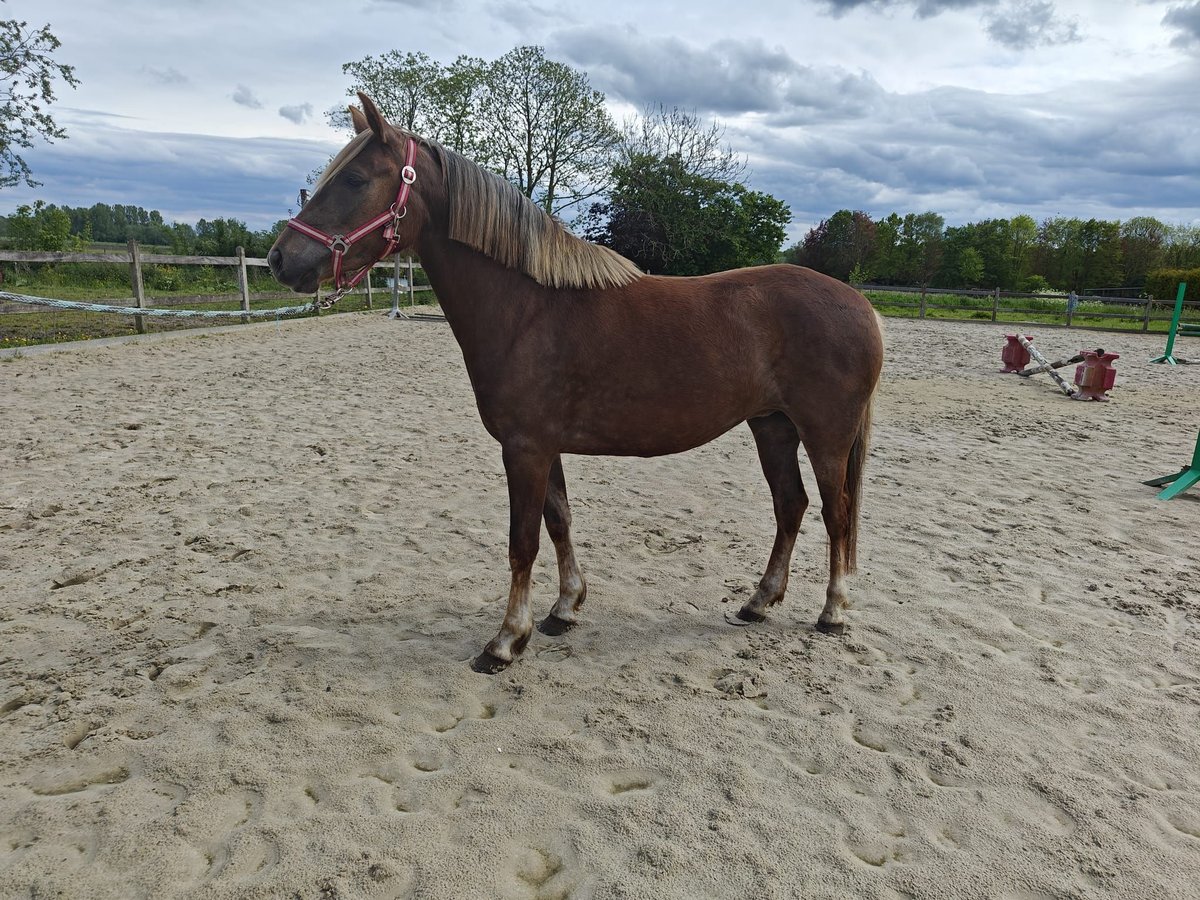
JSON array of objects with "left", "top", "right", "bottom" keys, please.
[
  {"left": 0, "top": 241, "right": 431, "bottom": 335},
  {"left": 858, "top": 284, "right": 1199, "bottom": 333}
]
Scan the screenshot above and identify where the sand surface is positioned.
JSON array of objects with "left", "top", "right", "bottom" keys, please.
[{"left": 1, "top": 312, "right": 1198, "bottom": 899}]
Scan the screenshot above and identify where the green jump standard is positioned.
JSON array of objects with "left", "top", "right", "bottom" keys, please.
[{"left": 1144, "top": 431, "right": 1200, "bottom": 500}]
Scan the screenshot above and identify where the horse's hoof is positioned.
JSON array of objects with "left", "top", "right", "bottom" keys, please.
[
  {"left": 538, "top": 614, "right": 576, "bottom": 636},
  {"left": 471, "top": 649, "right": 512, "bottom": 674},
  {"left": 815, "top": 620, "right": 845, "bottom": 635},
  {"left": 733, "top": 607, "right": 766, "bottom": 624}
]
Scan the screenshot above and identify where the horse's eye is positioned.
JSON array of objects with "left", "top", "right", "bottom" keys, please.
[{"left": 343, "top": 172, "right": 367, "bottom": 188}]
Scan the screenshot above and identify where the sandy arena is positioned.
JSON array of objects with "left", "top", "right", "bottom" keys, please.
[{"left": 1, "top": 312, "right": 1198, "bottom": 898}]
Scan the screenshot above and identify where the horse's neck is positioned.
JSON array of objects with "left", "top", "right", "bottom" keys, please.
[{"left": 416, "top": 232, "right": 545, "bottom": 361}]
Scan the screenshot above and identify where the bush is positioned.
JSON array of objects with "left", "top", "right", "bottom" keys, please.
[{"left": 1144, "top": 269, "right": 1200, "bottom": 303}]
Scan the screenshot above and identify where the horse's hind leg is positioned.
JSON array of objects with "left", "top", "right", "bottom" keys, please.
[
  {"left": 809, "top": 446, "right": 854, "bottom": 635},
  {"left": 736, "top": 413, "right": 808, "bottom": 623},
  {"left": 538, "top": 456, "right": 587, "bottom": 636},
  {"left": 473, "top": 445, "right": 552, "bottom": 674}
]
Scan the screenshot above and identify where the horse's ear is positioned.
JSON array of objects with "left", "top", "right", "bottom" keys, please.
[
  {"left": 357, "top": 92, "right": 390, "bottom": 146},
  {"left": 349, "top": 104, "right": 369, "bottom": 134}
]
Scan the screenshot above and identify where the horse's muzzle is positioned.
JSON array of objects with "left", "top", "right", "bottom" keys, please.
[{"left": 267, "top": 241, "right": 322, "bottom": 294}]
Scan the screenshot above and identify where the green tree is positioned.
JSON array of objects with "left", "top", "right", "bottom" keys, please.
[
  {"left": 958, "top": 247, "right": 984, "bottom": 286},
  {"left": 0, "top": 10, "right": 79, "bottom": 188},
  {"left": 899, "top": 212, "right": 945, "bottom": 288},
  {"left": 336, "top": 46, "right": 617, "bottom": 214},
  {"left": 482, "top": 46, "right": 617, "bottom": 215},
  {"left": 868, "top": 213, "right": 903, "bottom": 284},
  {"left": 1076, "top": 218, "right": 1122, "bottom": 290},
  {"left": 340, "top": 50, "right": 444, "bottom": 133},
  {"left": 1120, "top": 216, "right": 1167, "bottom": 289},
  {"left": 785, "top": 210, "right": 876, "bottom": 282},
  {"left": 6, "top": 200, "right": 67, "bottom": 249},
  {"left": 37, "top": 202, "right": 67, "bottom": 249},
  {"left": 427, "top": 55, "right": 491, "bottom": 159},
  {"left": 584, "top": 152, "right": 789, "bottom": 275},
  {"left": 1008, "top": 214, "right": 1037, "bottom": 287}
]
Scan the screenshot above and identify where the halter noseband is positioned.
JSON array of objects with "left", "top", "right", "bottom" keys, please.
[{"left": 286, "top": 137, "right": 419, "bottom": 308}]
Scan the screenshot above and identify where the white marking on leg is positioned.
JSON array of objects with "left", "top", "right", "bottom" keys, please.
[
  {"left": 819, "top": 573, "right": 849, "bottom": 625},
  {"left": 549, "top": 546, "right": 585, "bottom": 622},
  {"left": 488, "top": 572, "right": 532, "bottom": 661}
]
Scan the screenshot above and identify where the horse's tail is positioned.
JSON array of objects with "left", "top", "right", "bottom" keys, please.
[{"left": 843, "top": 311, "right": 883, "bottom": 574}]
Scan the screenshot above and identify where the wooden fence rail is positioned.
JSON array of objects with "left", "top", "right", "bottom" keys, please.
[
  {"left": 858, "top": 283, "right": 1200, "bottom": 333},
  {"left": 0, "top": 242, "right": 429, "bottom": 335}
]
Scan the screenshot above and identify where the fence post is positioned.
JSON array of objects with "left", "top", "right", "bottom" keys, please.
[
  {"left": 992, "top": 287, "right": 999, "bottom": 323},
  {"left": 365, "top": 264, "right": 373, "bottom": 310},
  {"left": 236, "top": 246, "right": 251, "bottom": 324},
  {"left": 392, "top": 255, "right": 401, "bottom": 315},
  {"left": 407, "top": 257, "right": 415, "bottom": 310},
  {"left": 1142, "top": 296, "right": 1153, "bottom": 333},
  {"left": 127, "top": 239, "right": 147, "bottom": 334},
  {"left": 919, "top": 286, "right": 927, "bottom": 319}
]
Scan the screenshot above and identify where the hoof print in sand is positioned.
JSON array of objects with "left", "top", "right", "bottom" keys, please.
[{"left": 604, "top": 770, "right": 657, "bottom": 796}]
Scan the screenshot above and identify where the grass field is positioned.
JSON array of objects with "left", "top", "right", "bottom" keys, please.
[{"left": 861, "top": 289, "right": 1199, "bottom": 334}]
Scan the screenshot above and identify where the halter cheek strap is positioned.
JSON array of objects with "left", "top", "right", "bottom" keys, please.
[{"left": 286, "top": 137, "right": 419, "bottom": 307}]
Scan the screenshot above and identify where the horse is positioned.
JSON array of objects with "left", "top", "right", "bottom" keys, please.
[{"left": 268, "top": 93, "right": 885, "bottom": 674}]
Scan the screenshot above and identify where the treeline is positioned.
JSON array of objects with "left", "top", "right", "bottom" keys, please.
[
  {"left": 785, "top": 210, "right": 1200, "bottom": 297},
  {"left": 0, "top": 200, "right": 285, "bottom": 258}
]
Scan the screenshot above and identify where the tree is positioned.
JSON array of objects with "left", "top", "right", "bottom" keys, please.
[
  {"left": 336, "top": 46, "right": 617, "bottom": 214},
  {"left": 340, "top": 50, "right": 444, "bottom": 133},
  {"left": 1163, "top": 224, "right": 1200, "bottom": 270},
  {"left": 899, "top": 212, "right": 944, "bottom": 288},
  {"left": 1008, "top": 214, "right": 1037, "bottom": 287},
  {"left": 1121, "top": 216, "right": 1167, "bottom": 289},
  {"left": 482, "top": 46, "right": 618, "bottom": 215},
  {"left": 618, "top": 104, "right": 745, "bottom": 185},
  {"left": 785, "top": 210, "right": 876, "bottom": 282},
  {"left": 958, "top": 247, "right": 984, "bottom": 286},
  {"left": 584, "top": 152, "right": 789, "bottom": 275},
  {"left": 5, "top": 200, "right": 68, "bottom": 250},
  {"left": 0, "top": 10, "right": 78, "bottom": 188},
  {"left": 426, "top": 55, "right": 491, "bottom": 160}
]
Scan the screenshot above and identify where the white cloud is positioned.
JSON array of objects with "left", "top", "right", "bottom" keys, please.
[
  {"left": 279, "top": 103, "right": 314, "bottom": 125},
  {"left": 231, "top": 84, "right": 263, "bottom": 109}
]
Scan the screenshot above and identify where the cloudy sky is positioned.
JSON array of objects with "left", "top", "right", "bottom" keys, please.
[{"left": 4, "top": 0, "right": 1199, "bottom": 243}]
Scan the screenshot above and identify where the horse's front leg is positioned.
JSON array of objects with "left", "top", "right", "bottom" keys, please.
[
  {"left": 472, "top": 444, "right": 552, "bottom": 674},
  {"left": 538, "top": 455, "right": 586, "bottom": 636}
]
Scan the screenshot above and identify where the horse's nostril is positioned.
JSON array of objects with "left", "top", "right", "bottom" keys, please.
[{"left": 267, "top": 247, "right": 283, "bottom": 274}]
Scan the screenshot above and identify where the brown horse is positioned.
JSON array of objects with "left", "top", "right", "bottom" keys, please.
[{"left": 268, "top": 93, "right": 884, "bottom": 674}]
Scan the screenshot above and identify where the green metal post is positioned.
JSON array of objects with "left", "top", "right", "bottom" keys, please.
[
  {"left": 1143, "top": 430, "right": 1200, "bottom": 500},
  {"left": 1151, "top": 282, "right": 1187, "bottom": 364}
]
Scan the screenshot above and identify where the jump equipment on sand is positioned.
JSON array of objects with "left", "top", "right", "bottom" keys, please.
[
  {"left": 1151, "top": 283, "right": 1198, "bottom": 366},
  {"left": 1143, "top": 431, "right": 1200, "bottom": 500},
  {"left": 1071, "top": 350, "right": 1120, "bottom": 402},
  {"left": 1000, "top": 334, "right": 1034, "bottom": 373},
  {"left": 1005, "top": 335, "right": 1119, "bottom": 401}
]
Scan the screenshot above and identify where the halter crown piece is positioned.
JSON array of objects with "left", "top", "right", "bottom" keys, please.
[{"left": 286, "top": 137, "right": 419, "bottom": 309}]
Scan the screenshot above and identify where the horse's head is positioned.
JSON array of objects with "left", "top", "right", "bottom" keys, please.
[{"left": 268, "top": 93, "right": 434, "bottom": 295}]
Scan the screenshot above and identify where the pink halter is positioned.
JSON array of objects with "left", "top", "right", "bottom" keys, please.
[{"left": 286, "top": 137, "right": 419, "bottom": 306}]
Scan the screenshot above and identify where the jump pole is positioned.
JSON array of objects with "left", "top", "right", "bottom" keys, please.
[
  {"left": 1151, "top": 283, "right": 1187, "bottom": 365},
  {"left": 1015, "top": 334, "right": 1075, "bottom": 397},
  {"left": 1016, "top": 351, "right": 1089, "bottom": 378}
]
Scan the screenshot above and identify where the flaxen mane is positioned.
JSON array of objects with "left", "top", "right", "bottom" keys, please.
[
  {"left": 316, "top": 125, "right": 642, "bottom": 291},
  {"left": 432, "top": 142, "right": 644, "bottom": 291}
]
